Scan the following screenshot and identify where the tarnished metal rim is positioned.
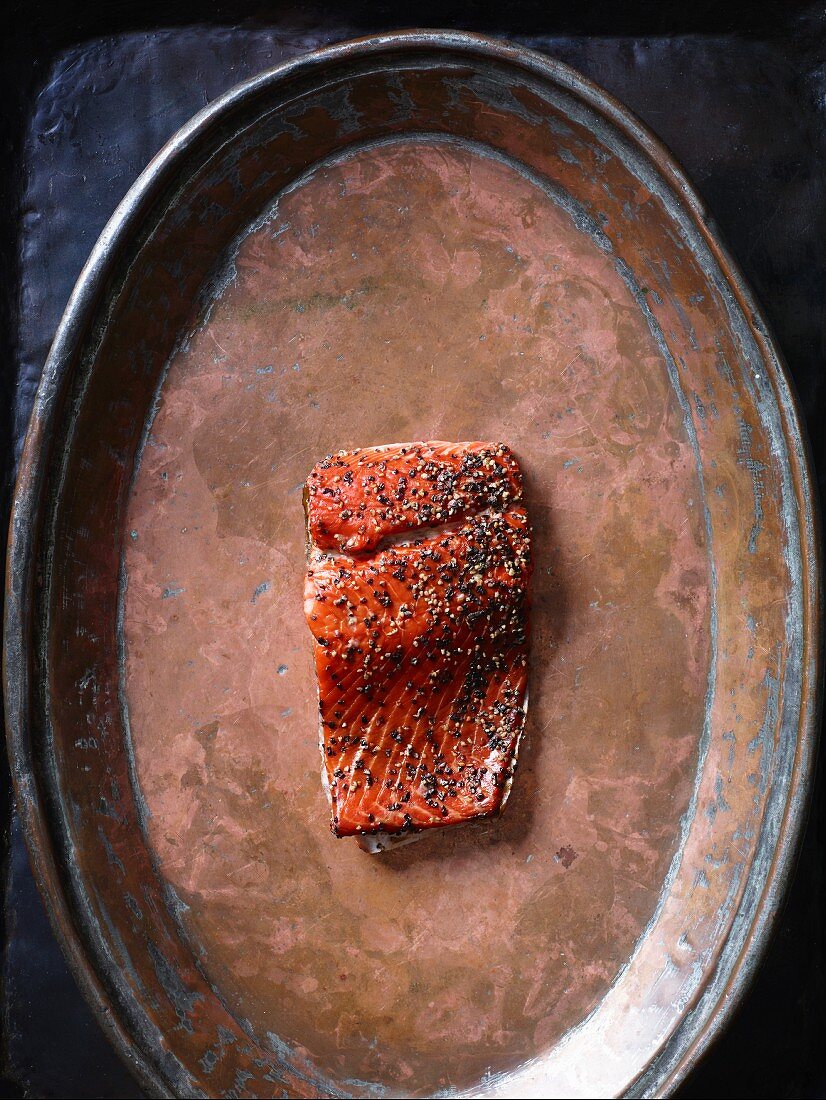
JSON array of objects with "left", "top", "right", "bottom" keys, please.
[{"left": 4, "top": 29, "right": 821, "bottom": 1099}]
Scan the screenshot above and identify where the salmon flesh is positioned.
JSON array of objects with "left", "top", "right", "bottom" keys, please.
[{"left": 303, "top": 442, "right": 531, "bottom": 851}]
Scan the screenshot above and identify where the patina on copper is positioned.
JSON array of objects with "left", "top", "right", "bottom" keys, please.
[{"left": 3, "top": 31, "right": 820, "bottom": 1100}]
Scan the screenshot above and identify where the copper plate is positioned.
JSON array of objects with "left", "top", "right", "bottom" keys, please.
[{"left": 4, "top": 31, "right": 821, "bottom": 1099}]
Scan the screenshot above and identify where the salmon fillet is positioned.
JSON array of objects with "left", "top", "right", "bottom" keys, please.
[{"left": 303, "top": 441, "right": 531, "bottom": 851}]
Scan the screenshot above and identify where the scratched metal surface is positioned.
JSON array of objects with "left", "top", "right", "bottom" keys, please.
[
  {"left": 4, "top": 8, "right": 826, "bottom": 1100},
  {"left": 124, "top": 129, "right": 715, "bottom": 1096}
]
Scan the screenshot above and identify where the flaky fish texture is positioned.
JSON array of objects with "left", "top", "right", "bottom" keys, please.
[{"left": 303, "top": 441, "right": 531, "bottom": 850}]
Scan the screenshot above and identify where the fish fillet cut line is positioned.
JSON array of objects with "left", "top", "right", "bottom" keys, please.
[{"left": 303, "top": 440, "right": 532, "bottom": 850}]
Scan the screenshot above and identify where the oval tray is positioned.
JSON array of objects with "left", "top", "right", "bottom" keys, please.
[{"left": 4, "top": 31, "right": 820, "bottom": 1099}]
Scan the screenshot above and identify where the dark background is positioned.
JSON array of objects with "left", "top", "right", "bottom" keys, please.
[{"left": 1, "top": 2, "right": 824, "bottom": 1097}]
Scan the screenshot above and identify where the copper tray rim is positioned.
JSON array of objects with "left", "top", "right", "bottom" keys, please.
[{"left": 3, "top": 29, "right": 821, "bottom": 1100}]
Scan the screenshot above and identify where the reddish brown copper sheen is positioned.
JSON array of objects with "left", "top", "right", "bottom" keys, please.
[
  {"left": 304, "top": 441, "right": 531, "bottom": 842},
  {"left": 122, "top": 138, "right": 710, "bottom": 1092}
]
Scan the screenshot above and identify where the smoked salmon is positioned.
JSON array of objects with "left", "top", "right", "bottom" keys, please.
[{"left": 303, "top": 442, "right": 531, "bottom": 851}]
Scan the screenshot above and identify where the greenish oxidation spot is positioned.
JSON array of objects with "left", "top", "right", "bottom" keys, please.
[
  {"left": 292, "top": 362, "right": 301, "bottom": 371},
  {"left": 256, "top": 364, "right": 274, "bottom": 374},
  {"left": 163, "top": 886, "right": 191, "bottom": 927},
  {"left": 718, "top": 349, "right": 766, "bottom": 554},
  {"left": 264, "top": 1032, "right": 362, "bottom": 1099},
  {"left": 741, "top": 450, "right": 766, "bottom": 553},
  {"left": 341, "top": 1077, "right": 391, "bottom": 1097},
  {"left": 747, "top": 614, "right": 757, "bottom": 632},
  {"left": 97, "top": 796, "right": 120, "bottom": 821},
  {"left": 124, "top": 892, "right": 143, "bottom": 922},
  {"left": 95, "top": 900, "right": 146, "bottom": 1001},
  {"left": 196, "top": 721, "right": 218, "bottom": 744},
  {"left": 199, "top": 1048, "right": 220, "bottom": 1074},
  {"left": 562, "top": 458, "right": 576, "bottom": 469},
  {"left": 747, "top": 662, "right": 781, "bottom": 771},
  {"left": 162, "top": 585, "right": 184, "bottom": 599},
  {"left": 704, "top": 848, "right": 730, "bottom": 868},
  {"left": 723, "top": 728, "right": 736, "bottom": 767},
  {"left": 234, "top": 1069, "right": 255, "bottom": 1093},
  {"left": 146, "top": 939, "right": 203, "bottom": 1032},
  {"left": 694, "top": 869, "right": 710, "bottom": 889},
  {"left": 714, "top": 484, "right": 725, "bottom": 497},
  {"left": 98, "top": 826, "right": 126, "bottom": 878},
  {"left": 281, "top": 707, "right": 292, "bottom": 718},
  {"left": 130, "top": 529, "right": 138, "bottom": 540},
  {"left": 277, "top": 664, "right": 288, "bottom": 675},
  {"left": 78, "top": 668, "right": 98, "bottom": 699},
  {"left": 252, "top": 581, "right": 270, "bottom": 604},
  {"left": 696, "top": 384, "right": 719, "bottom": 420},
  {"left": 288, "top": 274, "right": 376, "bottom": 315},
  {"left": 705, "top": 774, "right": 732, "bottom": 822}
]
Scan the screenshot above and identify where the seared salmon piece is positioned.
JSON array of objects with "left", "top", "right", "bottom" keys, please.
[{"left": 303, "top": 442, "right": 531, "bottom": 850}]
